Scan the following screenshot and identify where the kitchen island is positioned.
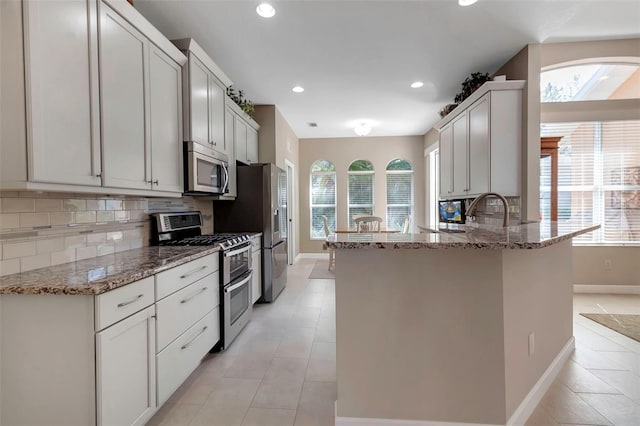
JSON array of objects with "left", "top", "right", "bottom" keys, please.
[{"left": 326, "top": 222, "right": 598, "bottom": 426}]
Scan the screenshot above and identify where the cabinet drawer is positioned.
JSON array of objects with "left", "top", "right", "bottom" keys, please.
[
  {"left": 95, "top": 276, "right": 155, "bottom": 331},
  {"left": 155, "top": 253, "right": 219, "bottom": 300},
  {"left": 156, "top": 307, "right": 220, "bottom": 405},
  {"left": 156, "top": 272, "right": 219, "bottom": 351}
]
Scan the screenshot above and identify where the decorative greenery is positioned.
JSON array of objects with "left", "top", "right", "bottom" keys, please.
[
  {"left": 454, "top": 72, "right": 491, "bottom": 104},
  {"left": 439, "top": 72, "right": 491, "bottom": 118},
  {"left": 226, "top": 86, "right": 255, "bottom": 116}
]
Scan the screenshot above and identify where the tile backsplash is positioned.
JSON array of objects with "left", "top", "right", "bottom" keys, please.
[
  {"left": 0, "top": 191, "right": 213, "bottom": 276},
  {"left": 465, "top": 196, "right": 521, "bottom": 226}
]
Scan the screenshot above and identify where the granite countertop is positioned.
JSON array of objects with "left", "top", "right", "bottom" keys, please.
[
  {"left": 0, "top": 246, "right": 220, "bottom": 296},
  {"left": 325, "top": 222, "right": 600, "bottom": 250}
]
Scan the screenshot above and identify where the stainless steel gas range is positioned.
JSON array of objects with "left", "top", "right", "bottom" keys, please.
[{"left": 151, "top": 211, "right": 252, "bottom": 350}]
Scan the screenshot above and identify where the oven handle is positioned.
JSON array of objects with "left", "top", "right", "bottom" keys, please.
[
  {"left": 224, "top": 243, "right": 252, "bottom": 258},
  {"left": 224, "top": 272, "right": 252, "bottom": 294}
]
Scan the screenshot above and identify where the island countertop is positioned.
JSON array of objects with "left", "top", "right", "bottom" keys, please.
[
  {"left": 0, "top": 245, "right": 220, "bottom": 296},
  {"left": 325, "top": 221, "right": 599, "bottom": 250}
]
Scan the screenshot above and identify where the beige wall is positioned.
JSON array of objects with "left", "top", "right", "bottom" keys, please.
[
  {"left": 540, "top": 38, "right": 640, "bottom": 69},
  {"left": 299, "top": 136, "right": 425, "bottom": 253},
  {"left": 573, "top": 246, "right": 640, "bottom": 287},
  {"left": 253, "top": 105, "right": 300, "bottom": 258},
  {"left": 423, "top": 128, "right": 439, "bottom": 228}
]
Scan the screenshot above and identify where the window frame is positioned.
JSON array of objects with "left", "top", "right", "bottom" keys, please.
[{"left": 347, "top": 160, "right": 375, "bottom": 228}]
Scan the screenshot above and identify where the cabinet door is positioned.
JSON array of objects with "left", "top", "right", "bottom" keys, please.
[
  {"left": 235, "top": 116, "right": 248, "bottom": 165},
  {"left": 24, "top": 0, "right": 101, "bottom": 186},
  {"left": 149, "top": 45, "right": 183, "bottom": 193},
  {"left": 225, "top": 106, "right": 237, "bottom": 197},
  {"left": 96, "top": 305, "right": 156, "bottom": 426},
  {"left": 467, "top": 95, "right": 490, "bottom": 196},
  {"left": 100, "top": 4, "right": 151, "bottom": 190},
  {"left": 439, "top": 124, "right": 453, "bottom": 198},
  {"left": 189, "top": 55, "right": 210, "bottom": 147},
  {"left": 247, "top": 126, "right": 259, "bottom": 164},
  {"left": 451, "top": 113, "right": 468, "bottom": 197},
  {"left": 251, "top": 248, "right": 262, "bottom": 303},
  {"left": 209, "top": 78, "right": 226, "bottom": 154}
]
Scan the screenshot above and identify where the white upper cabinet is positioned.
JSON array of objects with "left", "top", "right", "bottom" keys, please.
[
  {"left": 435, "top": 81, "right": 524, "bottom": 200},
  {"left": 227, "top": 99, "right": 260, "bottom": 166},
  {"left": 173, "top": 38, "right": 233, "bottom": 159},
  {"left": 100, "top": 4, "right": 151, "bottom": 190},
  {"left": 247, "top": 126, "right": 259, "bottom": 164},
  {"left": 235, "top": 114, "right": 248, "bottom": 165},
  {"left": 21, "top": 0, "right": 101, "bottom": 186},
  {"left": 0, "top": 0, "right": 186, "bottom": 197},
  {"left": 149, "top": 45, "right": 184, "bottom": 193}
]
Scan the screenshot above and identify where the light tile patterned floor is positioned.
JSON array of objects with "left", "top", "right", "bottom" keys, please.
[{"left": 148, "top": 258, "right": 640, "bottom": 426}]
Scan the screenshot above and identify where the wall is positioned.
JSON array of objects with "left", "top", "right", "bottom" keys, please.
[
  {"left": 0, "top": 192, "right": 212, "bottom": 276},
  {"left": 253, "top": 105, "right": 300, "bottom": 259},
  {"left": 573, "top": 246, "right": 640, "bottom": 287},
  {"left": 423, "top": 128, "right": 439, "bottom": 228},
  {"left": 299, "top": 135, "right": 425, "bottom": 253}
]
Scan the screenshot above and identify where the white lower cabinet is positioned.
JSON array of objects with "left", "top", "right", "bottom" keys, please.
[
  {"left": 156, "top": 308, "right": 220, "bottom": 404},
  {"left": 96, "top": 305, "right": 156, "bottom": 426},
  {"left": 251, "top": 235, "right": 262, "bottom": 303}
]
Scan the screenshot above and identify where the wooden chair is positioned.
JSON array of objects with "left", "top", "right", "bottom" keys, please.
[
  {"left": 354, "top": 215, "right": 382, "bottom": 233},
  {"left": 321, "top": 215, "right": 335, "bottom": 271},
  {"left": 401, "top": 215, "right": 411, "bottom": 233}
]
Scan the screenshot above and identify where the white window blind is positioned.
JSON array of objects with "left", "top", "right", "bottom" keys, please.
[
  {"left": 310, "top": 160, "right": 336, "bottom": 239},
  {"left": 540, "top": 120, "right": 640, "bottom": 245},
  {"left": 386, "top": 159, "right": 413, "bottom": 231},
  {"left": 348, "top": 160, "right": 374, "bottom": 227}
]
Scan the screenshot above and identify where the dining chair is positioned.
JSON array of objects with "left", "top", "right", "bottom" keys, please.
[
  {"left": 354, "top": 215, "right": 383, "bottom": 233},
  {"left": 401, "top": 215, "right": 411, "bottom": 233},
  {"left": 321, "top": 215, "right": 335, "bottom": 271}
]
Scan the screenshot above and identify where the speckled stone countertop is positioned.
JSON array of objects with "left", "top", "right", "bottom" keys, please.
[
  {"left": 325, "top": 222, "right": 599, "bottom": 250},
  {"left": 0, "top": 246, "right": 220, "bottom": 295}
]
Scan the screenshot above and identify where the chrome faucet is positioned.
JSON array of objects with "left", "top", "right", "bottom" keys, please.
[{"left": 466, "top": 192, "right": 510, "bottom": 227}]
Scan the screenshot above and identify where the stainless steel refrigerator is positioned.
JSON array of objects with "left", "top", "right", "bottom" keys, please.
[{"left": 213, "top": 163, "right": 287, "bottom": 302}]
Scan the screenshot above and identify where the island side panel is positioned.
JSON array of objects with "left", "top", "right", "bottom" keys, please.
[
  {"left": 335, "top": 248, "right": 508, "bottom": 424},
  {"left": 501, "top": 240, "right": 573, "bottom": 418},
  {"left": 1, "top": 294, "right": 96, "bottom": 426}
]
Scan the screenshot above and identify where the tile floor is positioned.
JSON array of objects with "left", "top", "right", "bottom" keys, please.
[{"left": 148, "top": 257, "right": 640, "bottom": 426}]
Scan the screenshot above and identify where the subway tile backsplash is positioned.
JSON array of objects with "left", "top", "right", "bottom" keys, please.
[{"left": 0, "top": 191, "right": 213, "bottom": 276}]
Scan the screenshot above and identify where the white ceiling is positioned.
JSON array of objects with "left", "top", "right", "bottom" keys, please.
[{"left": 135, "top": 0, "right": 640, "bottom": 139}]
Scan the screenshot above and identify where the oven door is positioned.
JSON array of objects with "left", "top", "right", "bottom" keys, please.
[
  {"left": 223, "top": 243, "right": 252, "bottom": 285},
  {"left": 186, "top": 147, "right": 229, "bottom": 194},
  {"left": 223, "top": 270, "right": 253, "bottom": 348}
]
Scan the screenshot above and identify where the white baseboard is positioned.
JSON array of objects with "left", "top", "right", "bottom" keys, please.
[
  {"left": 506, "top": 337, "right": 575, "bottom": 425},
  {"left": 295, "top": 253, "right": 326, "bottom": 261},
  {"left": 574, "top": 284, "right": 640, "bottom": 294},
  {"left": 334, "top": 338, "right": 575, "bottom": 426}
]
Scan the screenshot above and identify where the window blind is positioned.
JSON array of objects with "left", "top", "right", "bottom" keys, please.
[
  {"left": 348, "top": 172, "right": 374, "bottom": 227},
  {"left": 386, "top": 168, "right": 413, "bottom": 231},
  {"left": 540, "top": 120, "right": 640, "bottom": 245},
  {"left": 310, "top": 169, "right": 336, "bottom": 239}
]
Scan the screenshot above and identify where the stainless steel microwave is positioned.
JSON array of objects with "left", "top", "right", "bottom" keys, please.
[{"left": 184, "top": 141, "right": 229, "bottom": 195}]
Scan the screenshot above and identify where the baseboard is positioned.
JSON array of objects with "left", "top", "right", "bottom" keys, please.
[
  {"left": 295, "top": 253, "right": 326, "bottom": 261},
  {"left": 334, "top": 338, "right": 575, "bottom": 426},
  {"left": 506, "top": 337, "right": 575, "bottom": 426},
  {"left": 574, "top": 284, "right": 640, "bottom": 294}
]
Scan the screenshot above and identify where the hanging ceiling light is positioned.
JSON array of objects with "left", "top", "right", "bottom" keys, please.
[
  {"left": 354, "top": 123, "right": 372, "bottom": 136},
  {"left": 256, "top": 3, "right": 276, "bottom": 18}
]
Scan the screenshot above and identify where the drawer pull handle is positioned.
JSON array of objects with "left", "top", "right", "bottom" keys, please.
[
  {"left": 181, "top": 326, "right": 208, "bottom": 350},
  {"left": 179, "top": 265, "right": 207, "bottom": 279},
  {"left": 117, "top": 294, "right": 144, "bottom": 308},
  {"left": 180, "top": 287, "right": 208, "bottom": 304}
]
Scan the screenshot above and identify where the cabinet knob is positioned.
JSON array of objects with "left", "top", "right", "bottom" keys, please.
[
  {"left": 153, "top": 179, "right": 159, "bottom": 185},
  {"left": 96, "top": 173, "right": 102, "bottom": 178},
  {"left": 210, "top": 140, "right": 217, "bottom": 146}
]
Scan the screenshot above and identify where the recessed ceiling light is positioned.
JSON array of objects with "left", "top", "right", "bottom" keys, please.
[
  {"left": 598, "top": 75, "right": 609, "bottom": 81},
  {"left": 354, "top": 123, "right": 372, "bottom": 137},
  {"left": 458, "top": 0, "right": 478, "bottom": 6},
  {"left": 292, "top": 86, "right": 304, "bottom": 93},
  {"left": 411, "top": 81, "right": 424, "bottom": 88},
  {"left": 256, "top": 3, "right": 275, "bottom": 18}
]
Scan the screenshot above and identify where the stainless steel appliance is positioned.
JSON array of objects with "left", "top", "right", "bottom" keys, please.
[
  {"left": 183, "top": 141, "right": 229, "bottom": 195},
  {"left": 213, "top": 163, "right": 287, "bottom": 302},
  {"left": 151, "top": 212, "right": 252, "bottom": 350}
]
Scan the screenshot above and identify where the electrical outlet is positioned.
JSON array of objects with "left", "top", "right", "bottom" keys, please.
[
  {"left": 529, "top": 332, "right": 535, "bottom": 356},
  {"left": 604, "top": 259, "right": 612, "bottom": 270}
]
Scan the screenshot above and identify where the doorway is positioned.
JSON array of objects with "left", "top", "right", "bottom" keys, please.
[{"left": 285, "top": 159, "right": 295, "bottom": 265}]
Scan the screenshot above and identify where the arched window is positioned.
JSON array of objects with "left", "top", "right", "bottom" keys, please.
[
  {"left": 540, "top": 60, "right": 640, "bottom": 244},
  {"left": 541, "top": 62, "right": 640, "bottom": 103},
  {"left": 310, "top": 160, "right": 336, "bottom": 239},
  {"left": 348, "top": 160, "right": 374, "bottom": 227},
  {"left": 386, "top": 159, "right": 413, "bottom": 231}
]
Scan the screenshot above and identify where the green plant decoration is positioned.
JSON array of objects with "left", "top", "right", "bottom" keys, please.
[
  {"left": 226, "top": 86, "right": 255, "bottom": 116},
  {"left": 453, "top": 72, "right": 491, "bottom": 104}
]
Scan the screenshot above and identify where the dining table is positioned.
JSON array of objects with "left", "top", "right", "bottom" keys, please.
[{"left": 334, "top": 228, "right": 399, "bottom": 234}]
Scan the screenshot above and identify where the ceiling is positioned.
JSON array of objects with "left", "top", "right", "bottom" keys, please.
[{"left": 135, "top": 0, "right": 640, "bottom": 139}]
